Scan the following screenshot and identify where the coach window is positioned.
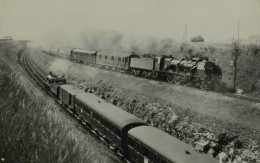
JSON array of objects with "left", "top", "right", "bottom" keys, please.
[
  {"left": 128, "top": 137, "right": 134, "bottom": 148},
  {"left": 136, "top": 142, "right": 141, "bottom": 153},
  {"left": 84, "top": 105, "right": 90, "bottom": 114},
  {"left": 93, "top": 112, "right": 96, "bottom": 119},
  {"left": 101, "top": 117, "right": 105, "bottom": 126},
  {"left": 105, "top": 120, "right": 109, "bottom": 128},
  {"left": 109, "top": 124, "right": 114, "bottom": 131},
  {"left": 105, "top": 55, "right": 107, "bottom": 59},
  {"left": 114, "top": 127, "right": 121, "bottom": 137},
  {"left": 161, "top": 158, "right": 169, "bottom": 163},
  {"left": 111, "top": 56, "right": 114, "bottom": 60},
  {"left": 99, "top": 55, "right": 101, "bottom": 59},
  {"left": 125, "top": 57, "right": 128, "bottom": 62},
  {"left": 96, "top": 114, "right": 101, "bottom": 122},
  {"left": 122, "top": 58, "right": 124, "bottom": 62},
  {"left": 93, "top": 112, "right": 99, "bottom": 121},
  {"left": 118, "top": 57, "right": 121, "bottom": 62},
  {"left": 153, "top": 153, "right": 159, "bottom": 163},
  {"left": 143, "top": 146, "right": 151, "bottom": 159}
]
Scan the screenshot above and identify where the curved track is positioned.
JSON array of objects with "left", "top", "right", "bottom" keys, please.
[{"left": 21, "top": 51, "right": 129, "bottom": 163}]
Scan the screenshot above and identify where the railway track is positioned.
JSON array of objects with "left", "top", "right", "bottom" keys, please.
[
  {"left": 40, "top": 50, "right": 260, "bottom": 103},
  {"left": 21, "top": 51, "right": 129, "bottom": 163},
  {"left": 71, "top": 58, "right": 260, "bottom": 103}
]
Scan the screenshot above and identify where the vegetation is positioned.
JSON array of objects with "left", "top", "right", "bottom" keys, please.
[
  {"left": 0, "top": 42, "right": 120, "bottom": 162},
  {"left": 179, "top": 42, "right": 260, "bottom": 96},
  {"left": 191, "top": 35, "right": 204, "bottom": 42}
]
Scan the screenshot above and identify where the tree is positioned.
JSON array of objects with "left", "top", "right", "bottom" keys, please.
[{"left": 191, "top": 35, "right": 204, "bottom": 42}]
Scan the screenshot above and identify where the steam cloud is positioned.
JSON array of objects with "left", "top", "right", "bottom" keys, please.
[{"left": 38, "top": 30, "right": 180, "bottom": 56}]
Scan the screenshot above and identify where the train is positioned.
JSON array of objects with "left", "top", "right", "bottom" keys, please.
[
  {"left": 70, "top": 48, "right": 222, "bottom": 89},
  {"left": 45, "top": 72, "right": 217, "bottom": 163}
]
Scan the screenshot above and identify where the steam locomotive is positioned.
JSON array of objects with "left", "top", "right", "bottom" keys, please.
[
  {"left": 70, "top": 49, "right": 222, "bottom": 89},
  {"left": 46, "top": 72, "right": 217, "bottom": 163}
]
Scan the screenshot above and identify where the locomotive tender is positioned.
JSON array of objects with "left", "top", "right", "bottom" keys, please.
[
  {"left": 70, "top": 48, "right": 222, "bottom": 88},
  {"left": 46, "top": 73, "right": 217, "bottom": 163}
]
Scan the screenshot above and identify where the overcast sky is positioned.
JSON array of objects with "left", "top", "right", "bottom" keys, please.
[{"left": 0, "top": 0, "right": 260, "bottom": 42}]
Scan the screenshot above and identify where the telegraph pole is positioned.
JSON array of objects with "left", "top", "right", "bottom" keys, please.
[
  {"left": 233, "top": 19, "right": 240, "bottom": 92},
  {"left": 182, "top": 24, "right": 187, "bottom": 43}
]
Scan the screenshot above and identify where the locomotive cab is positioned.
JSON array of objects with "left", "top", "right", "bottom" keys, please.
[
  {"left": 46, "top": 72, "right": 66, "bottom": 96},
  {"left": 47, "top": 72, "right": 66, "bottom": 84}
]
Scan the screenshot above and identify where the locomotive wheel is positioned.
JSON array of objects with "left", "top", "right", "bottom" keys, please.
[
  {"left": 132, "top": 69, "right": 140, "bottom": 76},
  {"left": 151, "top": 72, "right": 159, "bottom": 79},
  {"left": 146, "top": 72, "right": 152, "bottom": 78},
  {"left": 200, "top": 77, "right": 212, "bottom": 90},
  {"left": 142, "top": 71, "right": 151, "bottom": 78},
  {"left": 142, "top": 71, "right": 147, "bottom": 78},
  {"left": 166, "top": 74, "right": 176, "bottom": 83},
  {"left": 131, "top": 69, "right": 135, "bottom": 75},
  {"left": 174, "top": 76, "right": 181, "bottom": 85}
]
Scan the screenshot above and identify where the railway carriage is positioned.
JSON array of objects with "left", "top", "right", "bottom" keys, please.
[
  {"left": 44, "top": 74, "right": 219, "bottom": 163},
  {"left": 74, "top": 92, "right": 147, "bottom": 154},
  {"left": 71, "top": 49, "right": 97, "bottom": 64},
  {"left": 96, "top": 51, "right": 139, "bottom": 70},
  {"left": 59, "top": 84, "right": 82, "bottom": 112},
  {"left": 127, "top": 126, "right": 217, "bottom": 163}
]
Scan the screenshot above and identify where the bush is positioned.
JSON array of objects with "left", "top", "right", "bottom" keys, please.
[
  {"left": 191, "top": 35, "right": 204, "bottom": 42},
  {"left": 234, "top": 139, "right": 243, "bottom": 148}
]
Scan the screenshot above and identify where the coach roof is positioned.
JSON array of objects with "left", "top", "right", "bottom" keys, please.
[
  {"left": 76, "top": 92, "right": 146, "bottom": 129},
  {"left": 97, "top": 50, "right": 134, "bottom": 57},
  {"left": 60, "top": 84, "right": 83, "bottom": 95},
  {"left": 128, "top": 126, "right": 217, "bottom": 163},
  {"left": 72, "top": 48, "right": 97, "bottom": 54}
]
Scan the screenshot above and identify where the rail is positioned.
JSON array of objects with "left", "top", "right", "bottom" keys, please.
[{"left": 21, "top": 51, "right": 129, "bottom": 163}]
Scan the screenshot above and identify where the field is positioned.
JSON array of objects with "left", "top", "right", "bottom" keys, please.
[
  {"left": 0, "top": 41, "right": 121, "bottom": 162},
  {"left": 29, "top": 43, "right": 260, "bottom": 162}
]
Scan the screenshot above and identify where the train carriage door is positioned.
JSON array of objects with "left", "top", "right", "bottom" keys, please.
[
  {"left": 93, "top": 52, "right": 97, "bottom": 64},
  {"left": 69, "top": 94, "right": 72, "bottom": 105},
  {"left": 154, "top": 57, "right": 161, "bottom": 71},
  {"left": 125, "top": 57, "right": 129, "bottom": 69}
]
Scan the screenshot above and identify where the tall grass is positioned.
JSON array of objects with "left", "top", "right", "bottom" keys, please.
[{"left": 0, "top": 60, "right": 120, "bottom": 162}]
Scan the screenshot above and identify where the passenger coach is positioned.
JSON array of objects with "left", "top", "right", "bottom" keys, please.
[
  {"left": 127, "top": 126, "right": 217, "bottom": 163},
  {"left": 74, "top": 92, "right": 147, "bottom": 154},
  {"left": 71, "top": 49, "right": 97, "bottom": 64},
  {"left": 96, "top": 51, "right": 139, "bottom": 70}
]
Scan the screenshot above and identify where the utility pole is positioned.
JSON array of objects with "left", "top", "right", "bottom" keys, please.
[
  {"left": 233, "top": 19, "right": 240, "bottom": 93},
  {"left": 182, "top": 24, "right": 187, "bottom": 43}
]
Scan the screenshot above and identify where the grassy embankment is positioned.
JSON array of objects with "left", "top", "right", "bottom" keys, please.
[
  {"left": 0, "top": 41, "right": 121, "bottom": 163},
  {"left": 29, "top": 45, "right": 260, "bottom": 162}
]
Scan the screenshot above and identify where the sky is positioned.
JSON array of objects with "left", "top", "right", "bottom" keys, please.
[{"left": 0, "top": 0, "right": 260, "bottom": 42}]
